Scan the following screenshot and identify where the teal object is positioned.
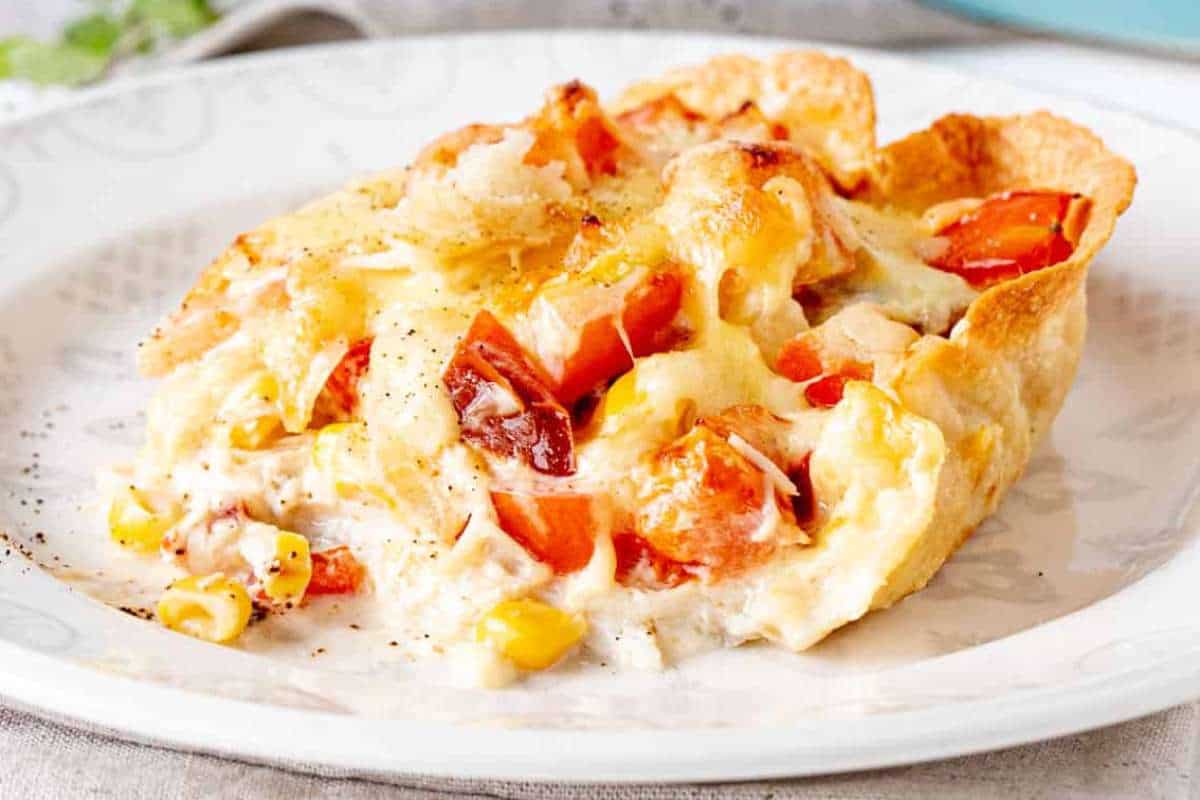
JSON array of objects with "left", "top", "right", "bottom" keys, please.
[{"left": 923, "top": 0, "right": 1200, "bottom": 55}]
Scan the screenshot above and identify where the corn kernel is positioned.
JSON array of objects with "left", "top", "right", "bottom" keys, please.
[
  {"left": 601, "top": 371, "right": 641, "bottom": 418},
  {"left": 259, "top": 531, "right": 312, "bottom": 605},
  {"left": 475, "top": 598, "right": 586, "bottom": 671},
  {"left": 246, "top": 372, "right": 280, "bottom": 404},
  {"left": 226, "top": 373, "right": 282, "bottom": 449},
  {"left": 230, "top": 416, "right": 282, "bottom": 449},
  {"left": 157, "top": 574, "right": 252, "bottom": 644},
  {"left": 107, "top": 486, "right": 176, "bottom": 554}
]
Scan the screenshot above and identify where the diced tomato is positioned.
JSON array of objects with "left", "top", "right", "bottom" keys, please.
[
  {"left": 444, "top": 311, "right": 575, "bottom": 476},
  {"left": 523, "top": 81, "right": 624, "bottom": 180},
  {"left": 927, "top": 191, "right": 1085, "bottom": 287},
  {"left": 789, "top": 453, "right": 815, "bottom": 525},
  {"left": 804, "top": 364, "right": 869, "bottom": 408},
  {"left": 553, "top": 268, "right": 684, "bottom": 406},
  {"left": 320, "top": 338, "right": 373, "bottom": 419},
  {"left": 489, "top": 485, "right": 698, "bottom": 585},
  {"left": 490, "top": 488, "right": 598, "bottom": 574},
  {"left": 575, "top": 116, "right": 621, "bottom": 177},
  {"left": 777, "top": 335, "right": 872, "bottom": 409},
  {"left": 775, "top": 338, "right": 824, "bottom": 383},
  {"left": 612, "top": 531, "right": 693, "bottom": 588},
  {"left": 635, "top": 426, "right": 794, "bottom": 576},
  {"left": 307, "top": 546, "right": 366, "bottom": 595}
]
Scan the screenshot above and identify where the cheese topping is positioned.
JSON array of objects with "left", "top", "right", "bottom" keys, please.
[{"left": 104, "top": 53, "right": 1090, "bottom": 685}]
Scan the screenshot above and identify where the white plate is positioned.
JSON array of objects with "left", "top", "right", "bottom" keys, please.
[{"left": 1, "top": 31, "right": 1198, "bottom": 783}]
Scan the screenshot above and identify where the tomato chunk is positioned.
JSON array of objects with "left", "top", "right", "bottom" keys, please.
[
  {"left": 308, "top": 546, "right": 366, "bottom": 595},
  {"left": 635, "top": 426, "right": 794, "bottom": 576},
  {"left": 553, "top": 268, "right": 684, "bottom": 406},
  {"left": 775, "top": 338, "right": 824, "bottom": 383},
  {"left": 927, "top": 191, "right": 1085, "bottom": 287},
  {"left": 318, "top": 337, "right": 373, "bottom": 419},
  {"left": 776, "top": 336, "right": 872, "bottom": 408},
  {"left": 575, "top": 116, "right": 621, "bottom": 177},
  {"left": 490, "top": 485, "right": 698, "bottom": 584},
  {"left": 490, "top": 487, "right": 598, "bottom": 574},
  {"left": 804, "top": 364, "right": 872, "bottom": 409},
  {"left": 444, "top": 311, "right": 575, "bottom": 476},
  {"left": 612, "top": 531, "right": 693, "bottom": 588}
]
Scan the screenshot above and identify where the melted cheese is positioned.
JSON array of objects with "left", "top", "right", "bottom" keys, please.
[
  {"left": 116, "top": 63, "right": 982, "bottom": 679},
  {"left": 834, "top": 200, "right": 977, "bottom": 333}
]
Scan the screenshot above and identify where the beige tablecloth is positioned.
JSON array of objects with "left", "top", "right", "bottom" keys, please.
[
  {"left": 4, "top": 2, "right": 1200, "bottom": 797},
  {"left": 2, "top": 702, "right": 1199, "bottom": 798}
]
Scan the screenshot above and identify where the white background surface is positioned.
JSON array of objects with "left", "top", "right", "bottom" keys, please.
[{"left": 914, "top": 39, "right": 1200, "bottom": 131}]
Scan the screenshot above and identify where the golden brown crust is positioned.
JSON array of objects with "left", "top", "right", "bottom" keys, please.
[
  {"left": 870, "top": 112, "right": 1136, "bottom": 608},
  {"left": 137, "top": 166, "right": 410, "bottom": 378},
  {"left": 612, "top": 51, "right": 876, "bottom": 190}
]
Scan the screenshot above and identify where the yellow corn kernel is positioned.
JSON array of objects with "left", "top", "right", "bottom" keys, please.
[
  {"left": 259, "top": 531, "right": 312, "bottom": 605},
  {"left": 226, "top": 373, "right": 282, "bottom": 449},
  {"left": 157, "top": 574, "right": 252, "bottom": 644},
  {"left": 245, "top": 372, "right": 280, "bottom": 404},
  {"left": 107, "top": 486, "right": 176, "bottom": 553},
  {"left": 600, "top": 371, "right": 641, "bottom": 418},
  {"left": 230, "top": 416, "right": 282, "bottom": 449},
  {"left": 475, "top": 598, "right": 587, "bottom": 671}
]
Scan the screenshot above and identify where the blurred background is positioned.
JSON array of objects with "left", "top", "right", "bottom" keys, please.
[{"left": 2, "top": 1, "right": 1198, "bottom": 125}]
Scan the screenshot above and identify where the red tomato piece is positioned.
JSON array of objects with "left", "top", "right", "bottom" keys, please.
[
  {"left": 927, "top": 191, "right": 1083, "bottom": 287},
  {"left": 635, "top": 426, "right": 793, "bottom": 576},
  {"left": 308, "top": 546, "right": 366, "bottom": 595},
  {"left": 803, "top": 360, "right": 872, "bottom": 409},
  {"left": 804, "top": 374, "right": 850, "bottom": 408},
  {"left": 776, "top": 334, "right": 873, "bottom": 409},
  {"left": 801, "top": 374, "right": 849, "bottom": 410},
  {"left": 575, "top": 116, "right": 621, "bottom": 177},
  {"left": 553, "top": 267, "right": 684, "bottom": 406},
  {"left": 444, "top": 311, "right": 575, "bottom": 476},
  {"left": 490, "top": 487, "right": 599, "bottom": 574},
  {"left": 775, "top": 337, "right": 824, "bottom": 383},
  {"left": 612, "top": 531, "right": 694, "bottom": 588},
  {"left": 316, "top": 338, "right": 373, "bottom": 419},
  {"left": 490, "top": 484, "right": 699, "bottom": 584}
]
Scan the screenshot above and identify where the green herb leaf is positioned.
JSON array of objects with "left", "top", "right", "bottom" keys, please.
[
  {"left": 64, "top": 13, "right": 124, "bottom": 57},
  {"left": 130, "top": 0, "right": 218, "bottom": 38},
  {"left": 0, "top": 37, "right": 109, "bottom": 86},
  {"left": 0, "top": 36, "right": 32, "bottom": 80}
]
